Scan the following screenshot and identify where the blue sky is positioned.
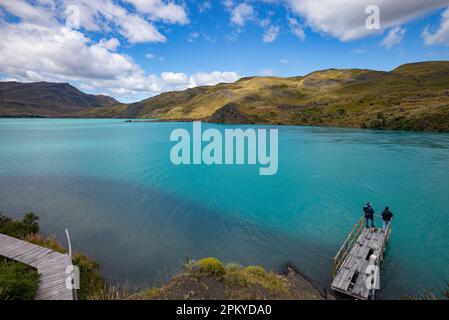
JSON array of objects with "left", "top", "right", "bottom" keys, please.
[{"left": 1, "top": 0, "right": 449, "bottom": 102}]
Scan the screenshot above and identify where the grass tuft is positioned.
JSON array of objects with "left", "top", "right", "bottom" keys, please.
[
  {"left": 23, "top": 233, "right": 66, "bottom": 253},
  {"left": 0, "top": 258, "right": 39, "bottom": 300},
  {"left": 198, "top": 258, "right": 225, "bottom": 278}
]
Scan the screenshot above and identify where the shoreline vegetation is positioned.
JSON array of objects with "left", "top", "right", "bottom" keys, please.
[
  {"left": 131, "top": 258, "right": 327, "bottom": 300},
  {"left": 1, "top": 213, "right": 448, "bottom": 300},
  {"left": 0, "top": 258, "right": 39, "bottom": 300},
  {"left": 0, "top": 212, "right": 326, "bottom": 300},
  {"left": 1, "top": 61, "right": 449, "bottom": 132},
  {"left": 0, "top": 212, "right": 104, "bottom": 300}
]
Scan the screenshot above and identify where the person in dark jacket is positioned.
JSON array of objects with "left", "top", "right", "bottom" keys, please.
[
  {"left": 381, "top": 206, "right": 393, "bottom": 231},
  {"left": 363, "top": 202, "right": 375, "bottom": 228}
]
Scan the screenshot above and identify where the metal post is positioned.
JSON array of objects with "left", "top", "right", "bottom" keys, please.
[
  {"left": 65, "top": 228, "right": 72, "bottom": 258},
  {"left": 65, "top": 228, "right": 77, "bottom": 300}
]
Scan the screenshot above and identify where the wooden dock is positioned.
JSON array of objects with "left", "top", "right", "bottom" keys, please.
[
  {"left": 331, "top": 217, "right": 391, "bottom": 300},
  {"left": 0, "top": 233, "right": 74, "bottom": 300}
]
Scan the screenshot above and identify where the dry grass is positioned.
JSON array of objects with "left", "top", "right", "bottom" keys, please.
[
  {"left": 21, "top": 233, "right": 67, "bottom": 253},
  {"left": 86, "top": 282, "right": 131, "bottom": 300},
  {"left": 101, "top": 61, "right": 449, "bottom": 132}
]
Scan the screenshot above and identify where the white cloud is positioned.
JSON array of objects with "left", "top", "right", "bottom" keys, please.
[
  {"left": 115, "top": 14, "right": 166, "bottom": 43},
  {"left": 124, "top": 0, "right": 189, "bottom": 24},
  {"left": 288, "top": 17, "right": 305, "bottom": 40},
  {"left": 263, "top": 25, "right": 280, "bottom": 43},
  {"left": 0, "top": 0, "right": 244, "bottom": 101},
  {"left": 161, "top": 72, "right": 189, "bottom": 84},
  {"left": 199, "top": 1, "right": 212, "bottom": 13},
  {"left": 189, "top": 71, "right": 240, "bottom": 87},
  {"left": 0, "top": 0, "right": 56, "bottom": 26},
  {"left": 227, "top": 2, "right": 281, "bottom": 43},
  {"left": 381, "top": 26, "right": 405, "bottom": 49},
  {"left": 287, "top": 0, "right": 448, "bottom": 41},
  {"left": 231, "top": 3, "right": 254, "bottom": 26},
  {"left": 423, "top": 7, "right": 449, "bottom": 45},
  {"left": 0, "top": 0, "right": 178, "bottom": 44},
  {"left": 0, "top": 22, "right": 137, "bottom": 81},
  {"left": 187, "top": 31, "right": 217, "bottom": 44},
  {"left": 98, "top": 38, "right": 120, "bottom": 51},
  {"left": 0, "top": 19, "right": 239, "bottom": 101},
  {"left": 188, "top": 31, "right": 200, "bottom": 42},
  {"left": 280, "top": 59, "right": 289, "bottom": 64},
  {"left": 222, "top": 0, "right": 234, "bottom": 10},
  {"left": 259, "top": 69, "right": 274, "bottom": 76},
  {"left": 145, "top": 52, "right": 155, "bottom": 60}
]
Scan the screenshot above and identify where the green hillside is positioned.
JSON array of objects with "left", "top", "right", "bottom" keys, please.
[
  {"left": 3, "top": 61, "right": 449, "bottom": 131},
  {"left": 90, "top": 61, "right": 448, "bottom": 132}
]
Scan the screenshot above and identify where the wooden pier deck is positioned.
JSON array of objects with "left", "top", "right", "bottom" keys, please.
[
  {"left": 331, "top": 217, "right": 391, "bottom": 300},
  {"left": 0, "top": 233, "right": 74, "bottom": 300}
]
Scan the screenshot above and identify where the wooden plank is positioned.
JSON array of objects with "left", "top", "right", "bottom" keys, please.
[
  {"left": 36, "top": 287, "right": 73, "bottom": 300},
  {"left": 23, "top": 251, "right": 55, "bottom": 266},
  {"left": 39, "top": 274, "right": 68, "bottom": 284},
  {"left": 332, "top": 241, "right": 366, "bottom": 290},
  {"left": 35, "top": 253, "right": 66, "bottom": 268},
  {"left": 12, "top": 246, "right": 48, "bottom": 263},
  {"left": 0, "top": 232, "right": 73, "bottom": 300},
  {"left": 332, "top": 222, "right": 391, "bottom": 300},
  {"left": 38, "top": 278, "right": 68, "bottom": 290},
  {"left": 0, "top": 241, "right": 32, "bottom": 257},
  {"left": 339, "top": 254, "right": 363, "bottom": 289}
]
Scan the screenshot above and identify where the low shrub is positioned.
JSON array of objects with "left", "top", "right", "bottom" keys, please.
[
  {"left": 0, "top": 212, "right": 39, "bottom": 238},
  {"left": 224, "top": 264, "right": 291, "bottom": 298},
  {"left": 1, "top": 212, "right": 106, "bottom": 300},
  {"left": 198, "top": 258, "right": 225, "bottom": 277},
  {"left": 0, "top": 259, "right": 39, "bottom": 300}
]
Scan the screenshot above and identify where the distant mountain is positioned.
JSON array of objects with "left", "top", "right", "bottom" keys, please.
[
  {"left": 85, "top": 60, "right": 449, "bottom": 132},
  {"left": 0, "top": 81, "right": 119, "bottom": 117},
  {"left": 3, "top": 61, "right": 449, "bottom": 132}
]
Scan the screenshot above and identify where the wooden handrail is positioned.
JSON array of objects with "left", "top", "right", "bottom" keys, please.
[
  {"left": 380, "top": 219, "right": 392, "bottom": 261},
  {"left": 332, "top": 216, "right": 365, "bottom": 278},
  {"left": 332, "top": 216, "right": 393, "bottom": 278}
]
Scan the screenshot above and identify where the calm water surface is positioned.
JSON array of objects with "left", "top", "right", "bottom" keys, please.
[{"left": 0, "top": 119, "right": 448, "bottom": 299}]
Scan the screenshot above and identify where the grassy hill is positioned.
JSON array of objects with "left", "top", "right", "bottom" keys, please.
[
  {"left": 89, "top": 61, "right": 449, "bottom": 132},
  {"left": 0, "top": 81, "right": 119, "bottom": 117},
  {"left": 3, "top": 61, "right": 449, "bottom": 131}
]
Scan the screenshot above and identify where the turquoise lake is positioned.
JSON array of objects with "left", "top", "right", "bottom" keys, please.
[{"left": 0, "top": 118, "right": 448, "bottom": 299}]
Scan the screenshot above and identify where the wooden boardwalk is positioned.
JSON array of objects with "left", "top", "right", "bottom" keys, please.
[
  {"left": 331, "top": 217, "right": 391, "bottom": 300},
  {"left": 0, "top": 233, "right": 74, "bottom": 300}
]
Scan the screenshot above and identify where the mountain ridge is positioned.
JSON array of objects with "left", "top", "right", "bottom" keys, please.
[
  {"left": 0, "top": 81, "right": 119, "bottom": 117},
  {"left": 111, "top": 61, "right": 449, "bottom": 131},
  {"left": 2, "top": 61, "right": 449, "bottom": 131}
]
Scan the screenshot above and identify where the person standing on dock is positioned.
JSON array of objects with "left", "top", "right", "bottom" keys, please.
[
  {"left": 363, "top": 202, "right": 375, "bottom": 228},
  {"left": 381, "top": 207, "right": 393, "bottom": 231}
]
